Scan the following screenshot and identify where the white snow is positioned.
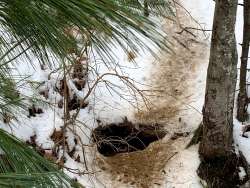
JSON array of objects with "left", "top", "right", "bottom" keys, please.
[
  {"left": 163, "top": 145, "right": 202, "bottom": 188},
  {"left": 239, "top": 166, "right": 247, "bottom": 181},
  {"left": 0, "top": 16, "right": 164, "bottom": 187},
  {"left": 181, "top": 0, "right": 214, "bottom": 29},
  {"left": 1, "top": 0, "right": 249, "bottom": 188}
]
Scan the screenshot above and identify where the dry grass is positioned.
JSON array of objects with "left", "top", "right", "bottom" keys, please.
[{"left": 96, "top": 138, "right": 178, "bottom": 188}]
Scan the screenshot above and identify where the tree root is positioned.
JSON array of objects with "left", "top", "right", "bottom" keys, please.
[
  {"left": 186, "top": 122, "right": 203, "bottom": 148},
  {"left": 197, "top": 152, "right": 248, "bottom": 188}
]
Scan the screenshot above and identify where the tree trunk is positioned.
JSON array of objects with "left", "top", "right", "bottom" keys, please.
[
  {"left": 237, "top": 0, "right": 250, "bottom": 122},
  {"left": 200, "top": 0, "right": 238, "bottom": 160},
  {"left": 198, "top": 0, "right": 239, "bottom": 187}
]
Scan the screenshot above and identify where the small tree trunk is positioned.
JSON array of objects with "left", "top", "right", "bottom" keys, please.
[
  {"left": 237, "top": 0, "right": 250, "bottom": 122},
  {"left": 200, "top": 0, "right": 238, "bottom": 159},
  {"left": 198, "top": 0, "right": 239, "bottom": 187}
]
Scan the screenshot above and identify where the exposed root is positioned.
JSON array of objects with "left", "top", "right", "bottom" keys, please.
[
  {"left": 186, "top": 122, "right": 203, "bottom": 148},
  {"left": 198, "top": 152, "right": 248, "bottom": 188}
]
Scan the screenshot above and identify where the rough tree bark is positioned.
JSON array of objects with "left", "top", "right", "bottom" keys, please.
[
  {"left": 200, "top": 0, "right": 238, "bottom": 159},
  {"left": 237, "top": 0, "right": 250, "bottom": 122},
  {"left": 198, "top": 0, "right": 239, "bottom": 187}
]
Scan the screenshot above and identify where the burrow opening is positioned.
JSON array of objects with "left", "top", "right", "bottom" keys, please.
[{"left": 92, "top": 118, "right": 167, "bottom": 156}]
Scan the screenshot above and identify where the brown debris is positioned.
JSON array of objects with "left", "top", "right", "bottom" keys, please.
[
  {"left": 75, "top": 155, "right": 81, "bottom": 162},
  {"left": 72, "top": 59, "right": 87, "bottom": 80},
  {"left": 170, "top": 131, "right": 190, "bottom": 140},
  {"left": 28, "top": 105, "right": 44, "bottom": 118},
  {"left": 127, "top": 51, "right": 137, "bottom": 62},
  {"left": 39, "top": 89, "right": 49, "bottom": 99},
  {"left": 50, "top": 129, "right": 64, "bottom": 145}
]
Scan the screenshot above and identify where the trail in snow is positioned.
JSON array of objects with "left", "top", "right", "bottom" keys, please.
[{"left": 93, "top": 2, "right": 213, "bottom": 187}]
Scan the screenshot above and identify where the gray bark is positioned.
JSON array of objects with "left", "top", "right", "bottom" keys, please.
[
  {"left": 199, "top": 0, "right": 238, "bottom": 159},
  {"left": 237, "top": 0, "right": 250, "bottom": 122}
]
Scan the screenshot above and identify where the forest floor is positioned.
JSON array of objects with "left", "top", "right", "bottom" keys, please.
[
  {"left": 0, "top": 1, "right": 216, "bottom": 188},
  {"left": 93, "top": 5, "right": 210, "bottom": 188},
  {"left": 3, "top": 0, "right": 250, "bottom": 187}
]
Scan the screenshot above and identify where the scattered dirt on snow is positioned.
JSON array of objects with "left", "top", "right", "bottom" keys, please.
[{"left": 94, "top": 3, "right": 210, "bottom": 188}]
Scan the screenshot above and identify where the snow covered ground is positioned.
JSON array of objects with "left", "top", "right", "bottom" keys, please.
[
  {"left": 1, "top": 0, "right": 249, "bottom": 188},
  {"left": 0, "top": 1, "right": 211, "bottom": 187},
  {"left": 0, "top": 17, "right": 163, "bottom": 188}
]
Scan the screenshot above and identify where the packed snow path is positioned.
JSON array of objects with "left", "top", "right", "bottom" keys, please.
[{"left": 94, "top": 4, "right": 211, "bottom": 188}]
